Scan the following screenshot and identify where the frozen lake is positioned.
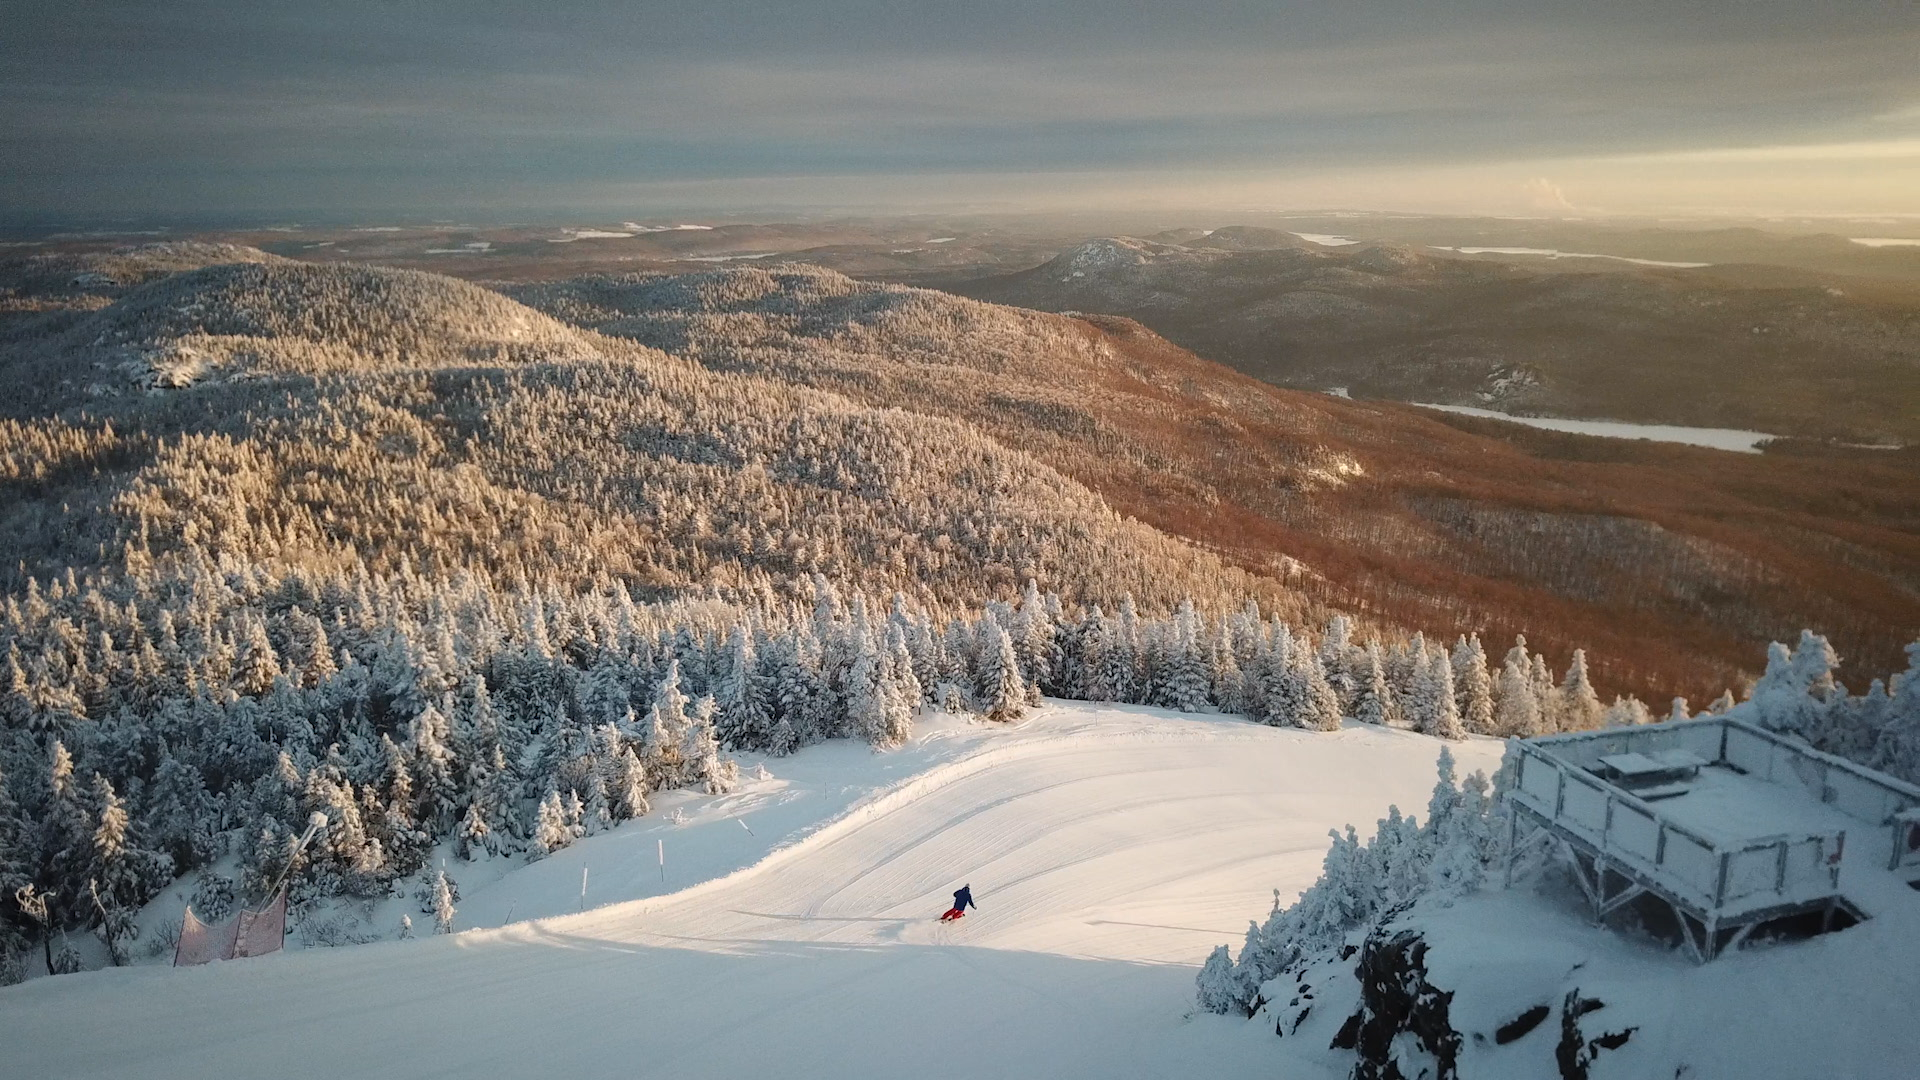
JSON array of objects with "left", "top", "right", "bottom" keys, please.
[
  {"left": 1414, "top": 403, "right": 1774, "bottom": 452},
  {"left": 1432, "top": 245, "right": 1709, "bottom": 268},
  {"left": 1291, "top": 232, "right": 1359, "bottom": 246}
]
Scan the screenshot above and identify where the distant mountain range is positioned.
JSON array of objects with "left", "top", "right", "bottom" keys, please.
[{"left": 945, "top": 230, "right": 1920, "bottom": 446}]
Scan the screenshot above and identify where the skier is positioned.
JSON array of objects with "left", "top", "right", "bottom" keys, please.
[{"left": 939, "top": 884, "right": 976, "bottom": 922}]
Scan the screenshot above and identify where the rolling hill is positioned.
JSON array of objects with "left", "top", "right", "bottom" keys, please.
[
  {"left": 947, "top": 235, "right": 1920, "bottom": 447},
  {"left": 508, "top": 264, "right": 1920, "bottom": 702}
]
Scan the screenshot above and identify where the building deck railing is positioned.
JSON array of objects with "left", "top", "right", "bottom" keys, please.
[{"left": 1508, "top": 717, "right": 1920, "bottom": 918}]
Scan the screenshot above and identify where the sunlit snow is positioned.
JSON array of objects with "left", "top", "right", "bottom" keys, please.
[{"left": 0, "top": 703, "right": 1496, "bottom": 1080}]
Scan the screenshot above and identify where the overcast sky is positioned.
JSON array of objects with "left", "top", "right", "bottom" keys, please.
[{"left": 6, "top": 0, "right": 1920, "bottom": 220}]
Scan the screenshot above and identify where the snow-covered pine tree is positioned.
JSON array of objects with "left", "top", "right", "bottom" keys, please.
[
  {"left": 1156, "top": 599, "right": 1211, "bottom": 713},
  {"left": 1012, "top": 580, "right": 1056, "bottom": 694},
  {"left": 644, "top": 659, "right": 691, "bottom": 786},
  {"left": 234, "top": 618, "right": 284, "bottom": 698},
  {"left": 612, "top": 747, "right": 651, "bottom": 820},
  {"left": 1196, "top": 944, "right": 1256, "bottom": 1017},
  {"left": 1419, "top": 652, "right": 1465, "bottom": 740},
  {"left": 1494, "top": 637, "right": 1541, "bottom": 737},
  {"left": 682, "top": 696, "right": 737, "bottom": 795},
  {"left": 577, "top": 657, "right": 633, "bottom": 734},
  {"left": 455, "top": 800, "right": 491, "bottom": 861},
  {"left": 1870, "top": 643, "right": 1920, "bottom": 782},
  {"left": 530, "top": 789, "right": 579, "bottom": 859},
  {"left": 1559, "top": 649, "right": 1603, "bottom": 731},
  {"left": 1451, "top": 635, "right": 1494, "bottom": 735},
  {"left": 143, "top": 749, "right": 218, "bottom": 875},
  {"left": 1075, "top": 605, "right": 1113, "bottom": 701},
  {"left": 1296, "top": 647, "right": 1343, "bottom": 731},
  {"left": 714, "top": 625, "right": 771, "bottom": 751},
  {"left": 1529, "top": 652, "right": 1560, "bottom": 732},
  {"left": 1208, "top": 626, "right": 1244, "bottom": 714},
  {"left": 975, "top": 620, "right": 1027, "bottom": 722},
  {"left": 846, "top": 620, "right": 887, "bottom": 744},
  {"left": 1354, "top": 639, "right": 1391, "bottom": 726},
  {"left": 880, "top": 623, "right": 919, "bottom": 747},
  {"left": 39, "top": 741, "right": 94, "bottom": 908},
  {"left": 1318, "top": 615, "right": 1357, "bottom": 712},
  {"left": 410, "top": 699, "right": 460, "bottom": 833},
  {"left": 431, "top": 867, "right": 456, "bottom": 934},
  {"left": 85, "top": 775, "right": 169, "bottom": 964},
  {"left": 1600, "top": 696, "right": 1653, "bottom": 727},
  {"left": 1111, "top": 596, "right": 1144, "bottom": 703},
  {"left": 1385, "top": 632, "right": 1427, "bottom": 710}
]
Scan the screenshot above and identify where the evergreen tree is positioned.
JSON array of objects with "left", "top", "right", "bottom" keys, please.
[
  {"left": 431, "top": 867, "right": 456, "bottom": 934},
  {"left": 85, "top": 775, "right": 168, "bottom": 963},
  {"left": 846, "top": 622, "right": 888, "bottom": 745},
  {"left": 1297, "top": 648, "right": 1343, "bottom": 732},
  {"left": 612, "top": 748, "right": 651, "bottom": 820},
  {"left": 880, "top": 623, "right": 920, "bottom": 747},
  {"left": 714, "top": 625, "right": 772, "bottom": 751},
  {"left": 1354, "top": 639, "right": 1392, "bottom": 726},
  {"left": 1529, "top": 653, "right": 1559, "bottom": 732},
  {"left": 1076, "top": 606, "right": 1114, "bottom": 701},
  {"left": 531, "top": 789, "right": 579, "bottom": 858},
  {"left": 1110, "top": 596, "right": 1144, "bottom": 703},
  {"left": 1256, "top": 635, "right": 1303, "bottom": 727},
  {"left": 39, "top": 742, "right": 93, "bottom": 911},
  {"left": 1154, "top": 599, "right": 1211, "bottom": 712},
  {"left": 234, "top": 618, "right": 284, "bottom": 698},
  {"left": 1419, "top": 653, "right": 1465, "bottom": 741},
  {"left": 1495, "top": 638, "right": 1541, "bottom": 737},
  {"left": 1012, "top": 580, "right": 1057, "bottom": 694},
  {"left": 645, "top": 660, "right": 691, "bottom": 786},
  {"left": 410, "top": 700, "right": 460, "bottom": 833},
  {"left": 976, "top": 620, "right": 1027, "bottom": 722},
  {"left": 1559, "top": 649, "right": 1603, "bottom": 731},
  {"left": 1600, "top": 696, "right": 1653, "bottom": 727},
  {"left": 1319, "top": 616, "right": 1357, "bottom": 711},
  {"left": 455, "top": 800, "right": 491, "bottom": 861},
  {"left": 682, "top": 696, "right": 737, "bottom": 795},
  {"left": 1195, "top": 944, "right": 1256, "bottom": 1017},
  {"left": 1451, "top": 635, "right": 1494, "bottom": 735}
]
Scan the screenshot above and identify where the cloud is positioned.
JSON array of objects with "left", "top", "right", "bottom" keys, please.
[
  {"left": 5, "top": 1, "right": 1920, "bottom": 218},
  {"left": 1522, "top": 177, "right": 1577, "bottom": 212}
]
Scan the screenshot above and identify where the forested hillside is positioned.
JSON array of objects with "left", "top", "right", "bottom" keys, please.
[
  {"left": 948, "top": 234, "right": 1920, "bottom": 445},
  {"left": 0, "top": 247, "right": 1914, "bottom": 987},
  {"left": 508, "top": 264, "right": 1920, "bottom": 702},
  {"left": 0, "top": 247, "right": 1300, "bottom": 978}
]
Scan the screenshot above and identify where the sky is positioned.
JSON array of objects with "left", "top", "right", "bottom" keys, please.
[{"left": 6, "top": 0, "right": 1920, "bottom": 222}]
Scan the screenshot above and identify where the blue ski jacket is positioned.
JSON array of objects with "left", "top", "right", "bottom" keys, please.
[{"left": 953, "top": 886, "right": 975, "bottom": 911}]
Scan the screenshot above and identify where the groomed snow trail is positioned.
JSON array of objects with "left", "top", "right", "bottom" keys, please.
[{"left": 0, "top": 704, "right": 1501, "bottom": 1080}]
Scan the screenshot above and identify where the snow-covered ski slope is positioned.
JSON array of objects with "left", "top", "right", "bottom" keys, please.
[{"left": 0, "top": 703, "right": 1501, "bottom": 1080}]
